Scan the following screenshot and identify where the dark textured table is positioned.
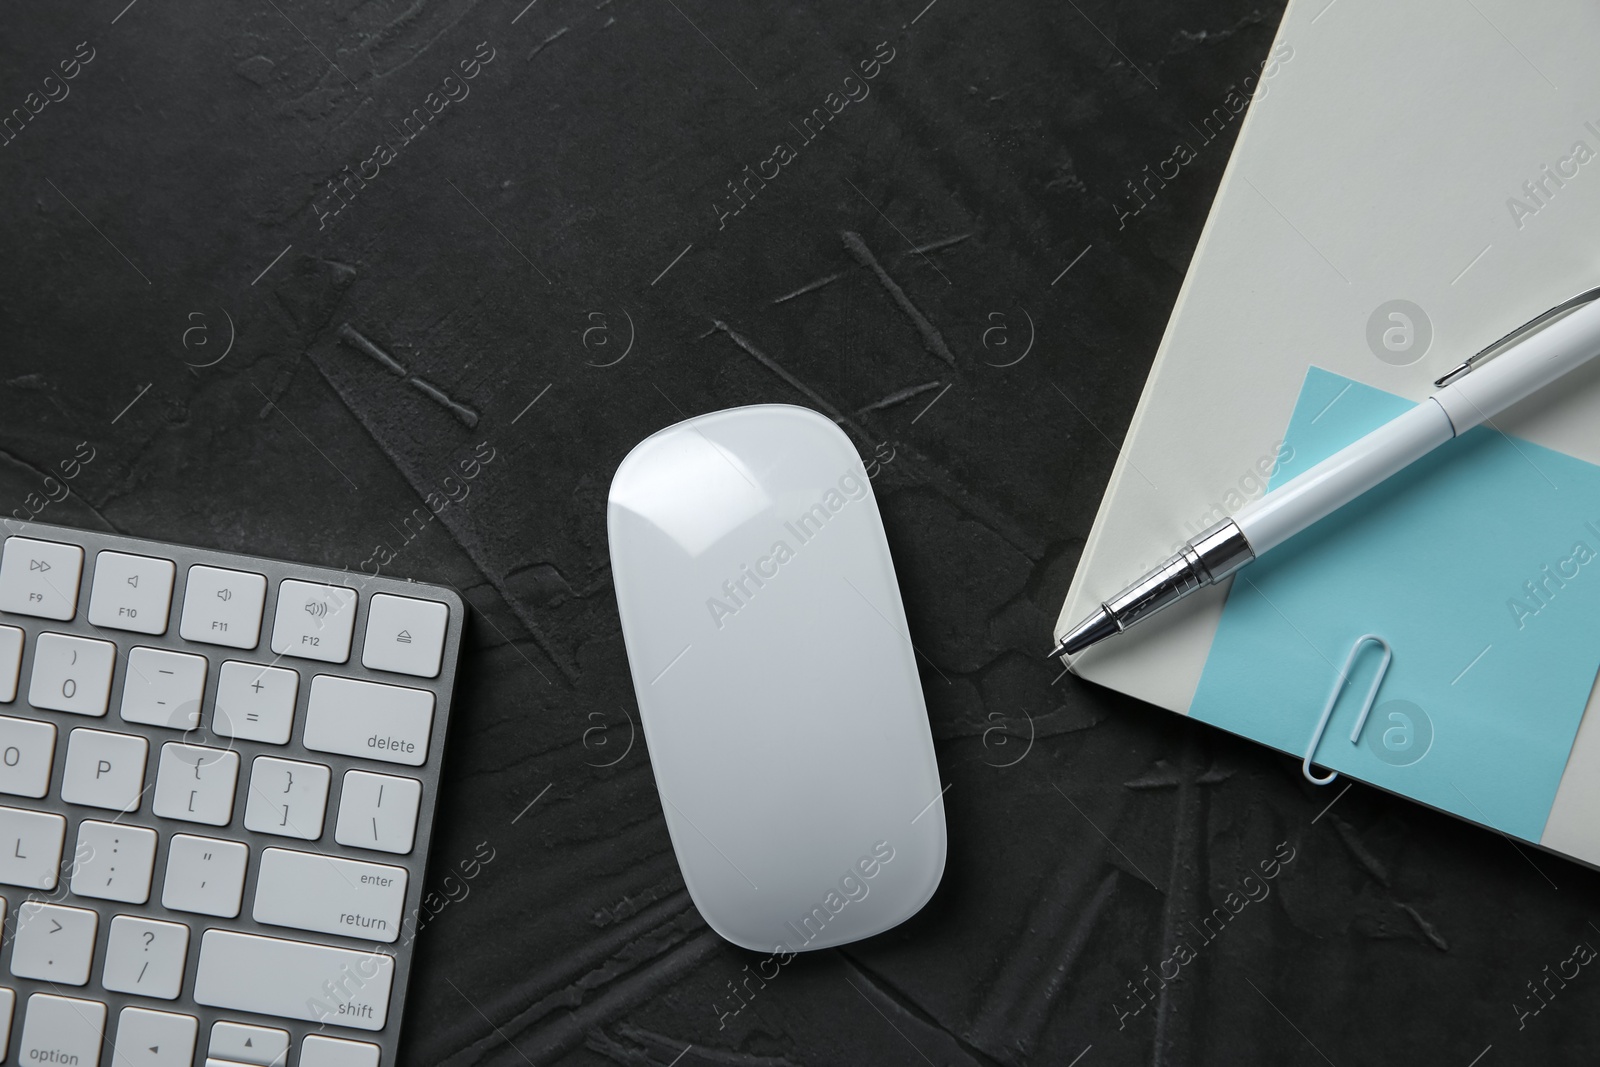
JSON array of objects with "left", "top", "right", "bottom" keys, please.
[{"left": 4, "top": 1, "right": 1598, "bottom": 1064}]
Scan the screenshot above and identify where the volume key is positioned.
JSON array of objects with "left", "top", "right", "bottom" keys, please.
[{"left": 180, "top": 566, "right": 267, "bottom": 650}]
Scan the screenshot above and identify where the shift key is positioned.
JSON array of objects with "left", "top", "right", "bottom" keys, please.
[
  {"left": 195, "top": 929, "right": 394, "bottom": 1030},
  {"left": 303, "top": 675, "right": 433, "bottom": 767}
]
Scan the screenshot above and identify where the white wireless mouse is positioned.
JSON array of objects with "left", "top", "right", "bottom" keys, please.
[{"left": 608, "top": 404, "right": 946, "bottom": 952}]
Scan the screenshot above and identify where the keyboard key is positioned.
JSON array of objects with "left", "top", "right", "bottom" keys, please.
[
  {"left": 0, "top": 624, "right": 21, "bottom": 701},
  {"left": 362, "top": 593, "right": 448, "bottom": 678},
  {"left": 253, "top": 848, "right": 407, "bottom": 944},
  {"left": 17, "top": 993, "right": 105, "bottom": 1067},
  {"left": 112, "top": 1006, "right": 197, "bottom": 1067},
  {"left": 0, "top": 715, "right": 57, "bottom": 797},
  {"left": 244, "top": 757, "right": 329, "bottom": 840},
  {"left": 71, "top": 821, "right": 158, "bottom": 903},
  {"left": 29, "top": 632, "right": 116, "bottom": 715},
  {"left": 179, "top": 566, "right": 267, "bottom": 649},
  {"left": 61, "top": 728, "right": 149, "bottom": 812},
  {"left": 103, "top": 916, "right": 190, "bottom": 1000},
  {"left": 304, "top": 676, "right": 433, "bottom": 767},
  {"left": 0, "top": 537, "right": 84, "bottom": 620},
  {"left": 12, "top": 901, "right": 99, "bottom": 984},
  {"left": 270, "top": 580, "right": 357, "bottom": 664},
  {"left": 0, "top": 988, "right": 12, "bottom": 1062},
  {"left": 210, "top": 1021, "right": 288, "bottom": 1065},
  {"left": 193, "top": 930, "right": 394, "bottom": 1031},
  {"left": 120, "top": 646, "right": 208, "bottom": 729},
  {"left": 334, "top": 771, "right": 422, "bottom": 854},
  {"left": 87, "top": 551, "right": 176, "bottom": 635},
  {"left": 161, "top": 834, "right": 248, "bottom": 917},
  {"left": 153, "top": 743, "right": 239, "bottom": 826},
  {"left": 300, "top": 1035, "right": 380, "bottom": 1067},
  {"left": 213, "top": 661, "right": 298, "bottom": 745},
  {"left": 0, "top": 806, "right": 66, "bottom": 889}
]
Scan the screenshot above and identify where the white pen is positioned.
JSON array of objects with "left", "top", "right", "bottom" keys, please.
[{"left": 1052, "top": 287, "right": 1600, "bottom": 659}]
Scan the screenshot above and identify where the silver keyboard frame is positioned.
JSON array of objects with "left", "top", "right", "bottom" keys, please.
[{"left": 0, "top": 518, "right": 466, "bottom": 1064}]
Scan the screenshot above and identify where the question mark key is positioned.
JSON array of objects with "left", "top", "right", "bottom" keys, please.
[{"left": 102, "top": 915, "right": 191, "bottom": 999}]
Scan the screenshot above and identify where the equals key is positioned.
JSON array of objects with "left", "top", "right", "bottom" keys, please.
[{"left": 214, "top": 661, "right": 300, "bottom": 745}]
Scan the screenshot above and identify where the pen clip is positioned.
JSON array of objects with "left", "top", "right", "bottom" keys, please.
[{"left": 1434, "top": 285, "right": 1600, "bottom": 388}]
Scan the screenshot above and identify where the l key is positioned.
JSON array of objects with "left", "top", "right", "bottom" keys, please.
[{"left": 0, "top": 806, "right": 66, "bottom": 889}]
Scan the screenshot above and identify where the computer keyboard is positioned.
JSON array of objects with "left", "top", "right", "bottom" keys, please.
[{"left": 0, "top": 520, "right": 465, "bottom": 1066}]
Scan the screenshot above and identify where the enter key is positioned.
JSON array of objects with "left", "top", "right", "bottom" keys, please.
[{"left": 253, "top": 848, "right": 408, "bottom": 944}]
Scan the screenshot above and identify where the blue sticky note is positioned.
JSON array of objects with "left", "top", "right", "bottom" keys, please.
[{"left": 1191, "top": 367, "right": 1600, "bottom": 841}]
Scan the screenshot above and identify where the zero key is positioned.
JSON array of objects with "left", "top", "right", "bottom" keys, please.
[{"left": 0, "top": 537, "right": 83, "bottom": 620}]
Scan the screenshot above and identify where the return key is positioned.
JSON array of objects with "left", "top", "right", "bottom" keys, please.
[{"left": 253, "top": 847, "right": 409, "bottom": 943}]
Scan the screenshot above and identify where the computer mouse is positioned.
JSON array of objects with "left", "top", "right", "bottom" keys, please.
[{"left": 608, "top": 404, "right": 945, "bottom": 952}]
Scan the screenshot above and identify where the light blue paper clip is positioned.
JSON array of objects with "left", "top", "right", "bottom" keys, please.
[{"left": 1302, "top": 634, "right": 1392, "bottom": 785}]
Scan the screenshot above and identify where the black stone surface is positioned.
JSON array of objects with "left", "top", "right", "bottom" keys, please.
[{"left": 3, "top": 1, "right": 1598, "bottom": 1064}]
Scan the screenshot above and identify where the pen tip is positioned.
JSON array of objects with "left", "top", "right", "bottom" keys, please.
[{"left": 1050, "top": 607, "right": 1119, "bottom": 659}]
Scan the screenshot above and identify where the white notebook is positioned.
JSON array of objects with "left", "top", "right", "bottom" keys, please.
[{"left": 1056, "top": 0, "right": 1600, "bottom": 864}]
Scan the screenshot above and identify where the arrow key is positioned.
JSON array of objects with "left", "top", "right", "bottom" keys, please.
[
  {"left": 210, "top": 1021, "right": 289, "bottom": 1066},
  {"left": 112, "top": 1006, "right": 198, "bottom": 1067},
  {"left": 300, "top": 1036, "right": 381, "bottom": 1067}
]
